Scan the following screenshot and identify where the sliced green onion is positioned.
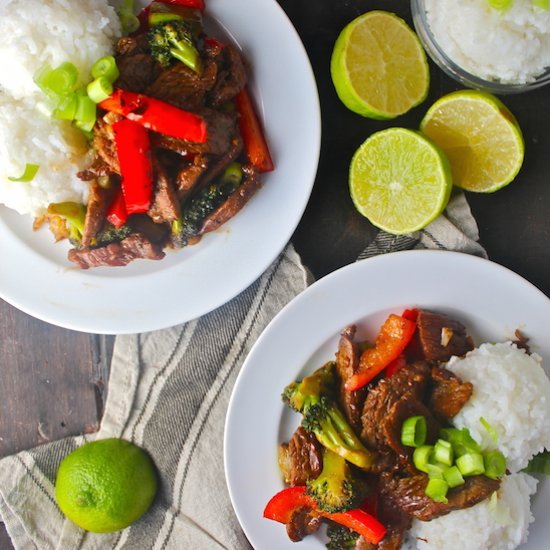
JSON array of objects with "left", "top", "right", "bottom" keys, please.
[
  {"left": 426, "top": 462, "right": 446, "bottom": 479},
  {"left": 523, "top": 450, "right": 550, "bottom": 475},
  {"left": 47, "top": 202, "right": 86, "bottom": 239},
  {"left": 8, "top": 163, "right": 40, "bottom": 182},
  {"left": 87, "top": 77, "right": 113, "bottom": 104},
  {"left": 425, "top": 478, "right": 449, "bottom": 503},
  {"left": 75, "top": 95, "right": 97, "bottom": 124},
  {"left": 484, "top": 450, "right": 507, "bottom": 479},
  {"left": 487, "top": 0, "right": 513, "bottom": 10},
  {"left": 118, "top": 0, "right": 140, "bottom": 34},
  {"left": 443, "top": 465, "right": 465, "bottom": 488},
  {"left": 413, "top": 445, "right": 433, "bottom": 473},
  {"left": 533, "top": 0, "right": 550, "bottom": 9},
  {"left": 434, "top": 439, "right": 454, "bottom": 466},
  {"left": 75, "top": 119, "right": 96, "bottom": 133},
  {"left": 479, "top": 417, "right": 499, "bottom": 444},
  {"left": 401, "top": 416, "right": 427, "bottom": 448},
  {"left": 221, "top": 162, "right": 243, "bottom": 188},
  {"left": 53, "top": 94, "right": 78, "bottom": 120},
  {"left": 456, "top": 452, "right": 485, "bottom": 476},
  {"left": 440, "top": 427, "right": 481, "bottom": 457},
  {"left": 91, "top": 55, "right": 120, "bottom": 82},
  {"left": 35, "top": 62, "right": 78, "bottom": 96},
  {"left": 149, "top": 11, "right": 183, "bottom": 24}
]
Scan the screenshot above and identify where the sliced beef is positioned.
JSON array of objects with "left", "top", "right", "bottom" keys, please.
[
  {"left": 207, "top": 44, "right": 247, "bottom": 107},
  {"left": 285, "top": 507, "right": 321, "bottom": 542},
  {"left": 80, "top": 181, "right": 113, "bottom": 248},
  {"left": 200, "top": 164, "right": 261, "bottom": 234},
  {"left": 175, "top": 155, "right": 209, "bottom": 201},
  {"left": 116, "top": 53, "right": 160, "bottom": 93},
  {"left": 151, "top": 108, "right": 237, "bottom": 155},
  {"left": 198, "top": 133, "right": 243, "bottom": 190},
  {"left": 68, "top": 233, "right": 165, "bottom": 269},
  {"left": 376, "top": 493, "right": 412, "bottom": 550},
  {"left": 115, "top": 34, "right": 150, "bottom": 56},
  {"left": 77, "top": 157, "right": 113, "bottom": 181},
  {"left": 429, "top": 366, "right": 473, "bottom": 421},
  {"left": 335, "top": 325, "right": 368, "bottom": 433},
  {"left": 379, "top": 472, "right": 500, "bottom": 521},
  {"left": 278, "top": 427, "right": 323, "bottom": 486},
  {"left": 93, "top": 113, "right": 123, "bottom": 175},
  {"left": 145, "top": 58, "right": 219, "bottom": 111},
  {"left": 148, "top": 161, "right": 181, "bottom": 224},
  {"left": 361, "top": 362, "right": 430, "bottom": 451},
  {"left": 416, "top": 310, "right": 474, "bottom": 362}
]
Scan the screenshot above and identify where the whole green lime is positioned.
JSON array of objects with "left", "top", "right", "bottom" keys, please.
[{"left": 55, "top": 438, "right": 158, "bottom": 533}]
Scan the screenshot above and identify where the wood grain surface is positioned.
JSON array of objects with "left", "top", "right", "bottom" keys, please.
[{"left": 1, "top": 0, "right": 549, "bottom": 547}]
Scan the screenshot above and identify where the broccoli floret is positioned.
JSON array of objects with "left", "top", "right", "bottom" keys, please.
[
  {"left": 147, "top": 20, "right": 201, "bottom": 72},
  {"left": 307, "top": 448, "right": 367, "bottom": 513},
  {"left": 93, "top": 223, "right": 134, "bottom": 246},
  {"left": 326, "top": 524, "right": 360, "bottom": 550},
  {"left": 282, "top": 362, "right": 376, "bottom": 470}
]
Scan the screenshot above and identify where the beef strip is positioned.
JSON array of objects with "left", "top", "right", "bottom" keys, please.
[
  {"left": 93, "top": 113, "right": 123, "bottom": 175},
  {"left": 379, "top": 472, "right": 500, "bottom": 521},
  {"left": 68, "top": 233, "right": 165, "bottom": 269},
  {"left": 429, "top": 366, "right": 473, "bottom": 421},
  {"left": 278, "top": 427, "right": 323, "bottom": 486},
  {"left": 200, "top": 164, "right": 261, "bottom": 234},
  {"left": 116, "top": 53, "right": 160, "bottom": 93},
  {"left": 77, "top": 157, "right": 113, "bottom": 181},
  {"left": 115, "top": 34, "right": 150, "bottom": 56},
  {"left": 80, "top": 181, "right": 113, "bottom": 248},
  {"left": 207, "top": 44, "right": 247, "bottom": 107},
  {"left": 415, "top": 310, "right": 474, "bottom": 362},
  {"left": 335, "top": 325, "right": 368, "bottom": 433},
  {"left": 148, "top": 160, "right": 181, "bottom": 224},
  {"left": 150, "top": 108, "right": 237, "bottom": 156},
  {"left": 285, "top": 507, "right": 321, "bottom": 542},
  {"left": 175, "top": 155, "right": 209, "bottom": 200},
  {"left": 197, "top": 133, "right": 243, "bottom": 191},
  {"left": 145, "top": 57, "right": 218, "bottom": 111},
  {"left": 361, "top": 362, "right": 431, "bottom": 451}
]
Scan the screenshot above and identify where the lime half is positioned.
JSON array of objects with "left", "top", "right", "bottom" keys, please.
[
  {"left": 331, "top": 11, "right": 429, "bottom": 119},
  {"left": 350, "top": 128, "right": 452, "bottom": 234},
  {"left": 420, "top": 90, "right": 524, "bottom": 193}
]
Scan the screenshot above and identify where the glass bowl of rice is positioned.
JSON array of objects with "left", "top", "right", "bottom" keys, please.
[{"left": 411, "top": 0, "right": 550, "bottom": 94}]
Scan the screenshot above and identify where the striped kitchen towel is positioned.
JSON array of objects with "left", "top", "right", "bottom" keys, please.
[{"left": 0, "top": 192, "right": 486, "bottom": 549}]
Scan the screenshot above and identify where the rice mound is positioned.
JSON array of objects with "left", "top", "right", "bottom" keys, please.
[
  {"left": 446, "top": 342, "right": 550, "bottom": 473},
  {"left": 0, "top": 0, "right": 121, "bottom": 216},
  {"left": 0, "top": 0, "right": 121, "bottom": 99},
  {"left": 408, "top": 472, "right": 538, "bottom": 550},
  {"left": 424, "top": 0, "right": 550, "bottom": 83}
]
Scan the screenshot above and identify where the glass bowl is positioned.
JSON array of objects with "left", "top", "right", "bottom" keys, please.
[{"left": 411, "top": 0, "right": 550, "bottom": 94}]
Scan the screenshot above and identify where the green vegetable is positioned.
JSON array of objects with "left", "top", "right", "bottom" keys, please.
[
  {"left": 171, "top": 163, "right": 243, "bottom": 247},
  {"left": 34, "top": 62, "right": 78, "bottom": 96},
  {"left": 118, "top": 0, "right": 140, "bottom": 34},
  {"left": 401, "top": 415, "right": 427, "bottom": 448},
  {"left": 147, "top": 20, "right": 201, "bottom": 72},
  {"left": 425, "top": 478, "right": 448, "bottom": 503},
  {"left": 456, "top": 452, "right": 485, "bottom": 476},
  {"left": 443, "top": 465, "right": 465, "bottom": 488},
  {"left": 47, "top": 202, "right": 86, "bottom": 242},
  {"left": 326, "top": 524, "right": 360, "bottom": 550},
  {"left": 87, "top": 76, "right": 113, "bottom": 103},
  {"left": 483, "top": 450, "right": 507, "bottom": 479},
  {"left": 434, "top": 439, "right": 454, "bottom": 466},
  {"left": 523, "top": 450, "right": 550, "bottom": 475},
  {"left": 282, "top": 362, "right": 376, "bottom": 470},
  {"left": 91, "top": 55, "right": 119, "bottom": 82},
  {"left": 8, "top": 163, "right": 39, "bottom": 182},
  {"left": 306, "top": 448, "right": 366, "bottom": 513},
  {"left": 479, "top": 417, "right": 499, "bottom": 444},
  {"left": 440, "top": 427, "right": 481, "bottom": 457},
  {"left": 487, "top": 0, "right": 513, "bottom": 10},
  {"left": 533, "top": 0, "right": 550, "bottom": 8},
  {"left": 413, "top": 445, "right": 433, "bottom": 474}
]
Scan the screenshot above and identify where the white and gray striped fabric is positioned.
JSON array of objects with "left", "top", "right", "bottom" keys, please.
[{"left": 0, "top": 192, "right": 486, "bottom": 550}]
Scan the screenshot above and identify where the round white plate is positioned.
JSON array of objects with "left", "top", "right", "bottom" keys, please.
[
  {"left": 0, "top": 0, "right": 320, "bottom": 334},
  {"left": 225, "top": 250, "right": 550, "bottom": 549}
]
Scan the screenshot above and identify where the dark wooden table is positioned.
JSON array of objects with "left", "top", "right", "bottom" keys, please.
[{"left": 1, "top": 1, "right": 549, "bottom": 547}]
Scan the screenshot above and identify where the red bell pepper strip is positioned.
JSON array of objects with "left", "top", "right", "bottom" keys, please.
[
  {"left": 235, "top": 87, "right": 274, "bottom": 173},
  {"left": 384, "top": 353, "right": 406, "bottom": 378},
  {"left": 263, "top": 486, "right": 386, "bottom": 545},
  {"left": 113, "top": 118, "right": 154, "bottom": 214},
  {"left": 345, "top": 314, "right": 417, "bottom": 392},
  {"left": 158, "top": 0, "right": 205, "bottom": 10},
  {"left": 99, "top": 89, "right": 208, "bottom": 143},
  {"left": 402, "top": 308, "right": 419, "bottom": 322},
  {"left": 106, "top": 186, "right": 128, "bottom": 228}
]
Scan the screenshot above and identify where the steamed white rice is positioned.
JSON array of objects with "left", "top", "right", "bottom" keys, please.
[
  {"left": 446, "top": 342, "right": 550, "bottom": 473},
  {"left": 409, "top": 472, "right": 538, "bottom": 550},
  {"left": 406, "top": 341, "right": 550, "bottom": 550},
  {"left": 0, "top": 0, "right": 121, "bottom": 216},
  {"left": 424, "top": 0, "right": 550, "bottom": 83}
]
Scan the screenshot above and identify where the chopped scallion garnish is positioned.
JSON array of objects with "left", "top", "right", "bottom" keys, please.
[
  {"left": 401, "top": 415, "right": 427, "bottom": 448},
  {"left": 118, "top": 0, "right": 140, "bottom": 34},
  {"left": 8, "top": 163, "right": 40, "bottom": 182},
  {"left": 75, "top": 95, "right": 97, "bottom": 124},
  {"left": 434, "top": 439, "right": 454, "bottom": 466},
  {"left": 443, "top": 465, "right": 465, "bottom": 488},
  {"left": 425, "top": 478, "right": 448, "bottom": 503},
  {"left": 91, "top": 55, "right": 120, "bottom": 82},
  {"left": 413, "top": 445, "right": 433, "bottom": 473},
  {"left": 87, "top": 77, "right": 113, "bottom": 104},
  {"left": 483, "top": 450, "right": 507, "bottom": 479},
  {"left": 480, "top": 416, "right": 499, "bottom": 444},
  {"left": 456, "top": 452, "right": 485, "bottom": 476}
]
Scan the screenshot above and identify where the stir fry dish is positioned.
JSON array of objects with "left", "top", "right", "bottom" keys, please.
[
  {"left": 264, "top": 309, "right": 519, "bottom": 549},
  {"left": 38, "top": 0, "right": 273, "bottom": 268}
]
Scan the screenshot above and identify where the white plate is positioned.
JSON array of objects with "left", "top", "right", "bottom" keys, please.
[
  {"left": 225, "top": 250, "right": 550, "bottom": 549},
  {"left": 0, "top": 0, "right": 320, "bottom": 334}
]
